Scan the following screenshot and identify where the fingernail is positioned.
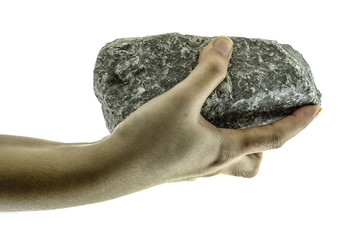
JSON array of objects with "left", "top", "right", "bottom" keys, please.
[
  {"left": 314, "top": 107, "right": 322, "bottom": 119},
  {"left": 214, "top": 36, "right": 233, "bottom": 56}
]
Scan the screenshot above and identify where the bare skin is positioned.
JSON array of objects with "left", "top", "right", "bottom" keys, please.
[{"left": 0, "top": 36, "right": 321, "bottom": 211}]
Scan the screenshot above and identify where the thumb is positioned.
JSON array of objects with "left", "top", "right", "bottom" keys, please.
[{"left": 173, "top": 36, "right": 234, "bottom": 112}]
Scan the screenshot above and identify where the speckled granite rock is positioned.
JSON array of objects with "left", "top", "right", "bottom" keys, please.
[{"left": 93, "top": 33, "right": 321, "bottom": 133}]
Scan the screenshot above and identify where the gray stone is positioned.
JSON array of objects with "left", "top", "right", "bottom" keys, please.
[{"left": 93, "top": 33, "right": 321, "bottom": 133}]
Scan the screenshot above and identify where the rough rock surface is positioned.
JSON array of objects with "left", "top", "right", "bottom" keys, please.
[{"left": 93, "top": 33, "right": 321, "bottom": 133}]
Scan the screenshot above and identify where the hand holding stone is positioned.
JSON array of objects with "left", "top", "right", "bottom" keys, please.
[
  {"left": 109, "top": 36, "right": 322, "bottom": 181},
  {"left": 0, "top": 36, "right": 322, "bottom": 211}
]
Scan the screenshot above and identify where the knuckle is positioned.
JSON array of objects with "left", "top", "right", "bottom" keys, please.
[
  {"left": 205, "top": 57, "right": 227, "bottom": 79},
  {"left": 269, "top": 130, "right": 285, "bottom": 149},
  {"left": 231, "top": 157, "right": 261, "bottom": 178},
  {"left": 232, "top": 167, "right": 259, "bottom": 178},
  {"left": 241, "top": 137, "right": 252, "bottom": 154},
  {"left": 231, "top": 168, "right": 245, "bottom": 177},
  {"left": 245, "top": 163, "right": 260, "bottom": 178},
  {"left": 244, "top": 167, "right": 260, "bottom": 178}
]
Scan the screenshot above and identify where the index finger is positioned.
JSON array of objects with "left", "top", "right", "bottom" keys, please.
[{"left": 239, "top": 105, "right": 322, "bottom": 154}]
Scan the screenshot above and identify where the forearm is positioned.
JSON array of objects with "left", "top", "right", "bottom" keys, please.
[
  {"left": 0, "top": 134, "right": 162, "bottom": 211},
  {"left": 0, "top": 134, "right": 76, "bottom": 147}
]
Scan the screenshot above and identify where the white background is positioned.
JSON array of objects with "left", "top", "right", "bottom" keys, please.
[{"left": 0, "top": 0, "right": 359, "bottom": 239}]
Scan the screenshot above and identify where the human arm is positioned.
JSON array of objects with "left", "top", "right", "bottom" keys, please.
[
  {"left": 0, "top": 134, "right": 163, "bottom": 211},
  {"left": 0, "top": 36, "right": 321, "bottom": 211}
]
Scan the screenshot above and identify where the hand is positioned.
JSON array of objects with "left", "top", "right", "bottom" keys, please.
[
  {"left": 0, "top": 36, "right": 321, "bottom": 211},
  {"left": 109, "top": 36, "right": 322, "bottom": 183}
]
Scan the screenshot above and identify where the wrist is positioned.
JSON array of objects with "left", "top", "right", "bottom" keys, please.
[{"left": 92, "top": 133, "right": 167, "bottom": 193}]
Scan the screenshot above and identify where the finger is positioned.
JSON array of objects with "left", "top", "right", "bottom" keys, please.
[
  {"left": 220, "top": 105, "right": 322, "bottom": 156},
  {"left": 221, "top": 152, "right": 263, "bottom": 178},
  {"left": 172, "top": 36, "right": 233, "bottom": 112}
]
